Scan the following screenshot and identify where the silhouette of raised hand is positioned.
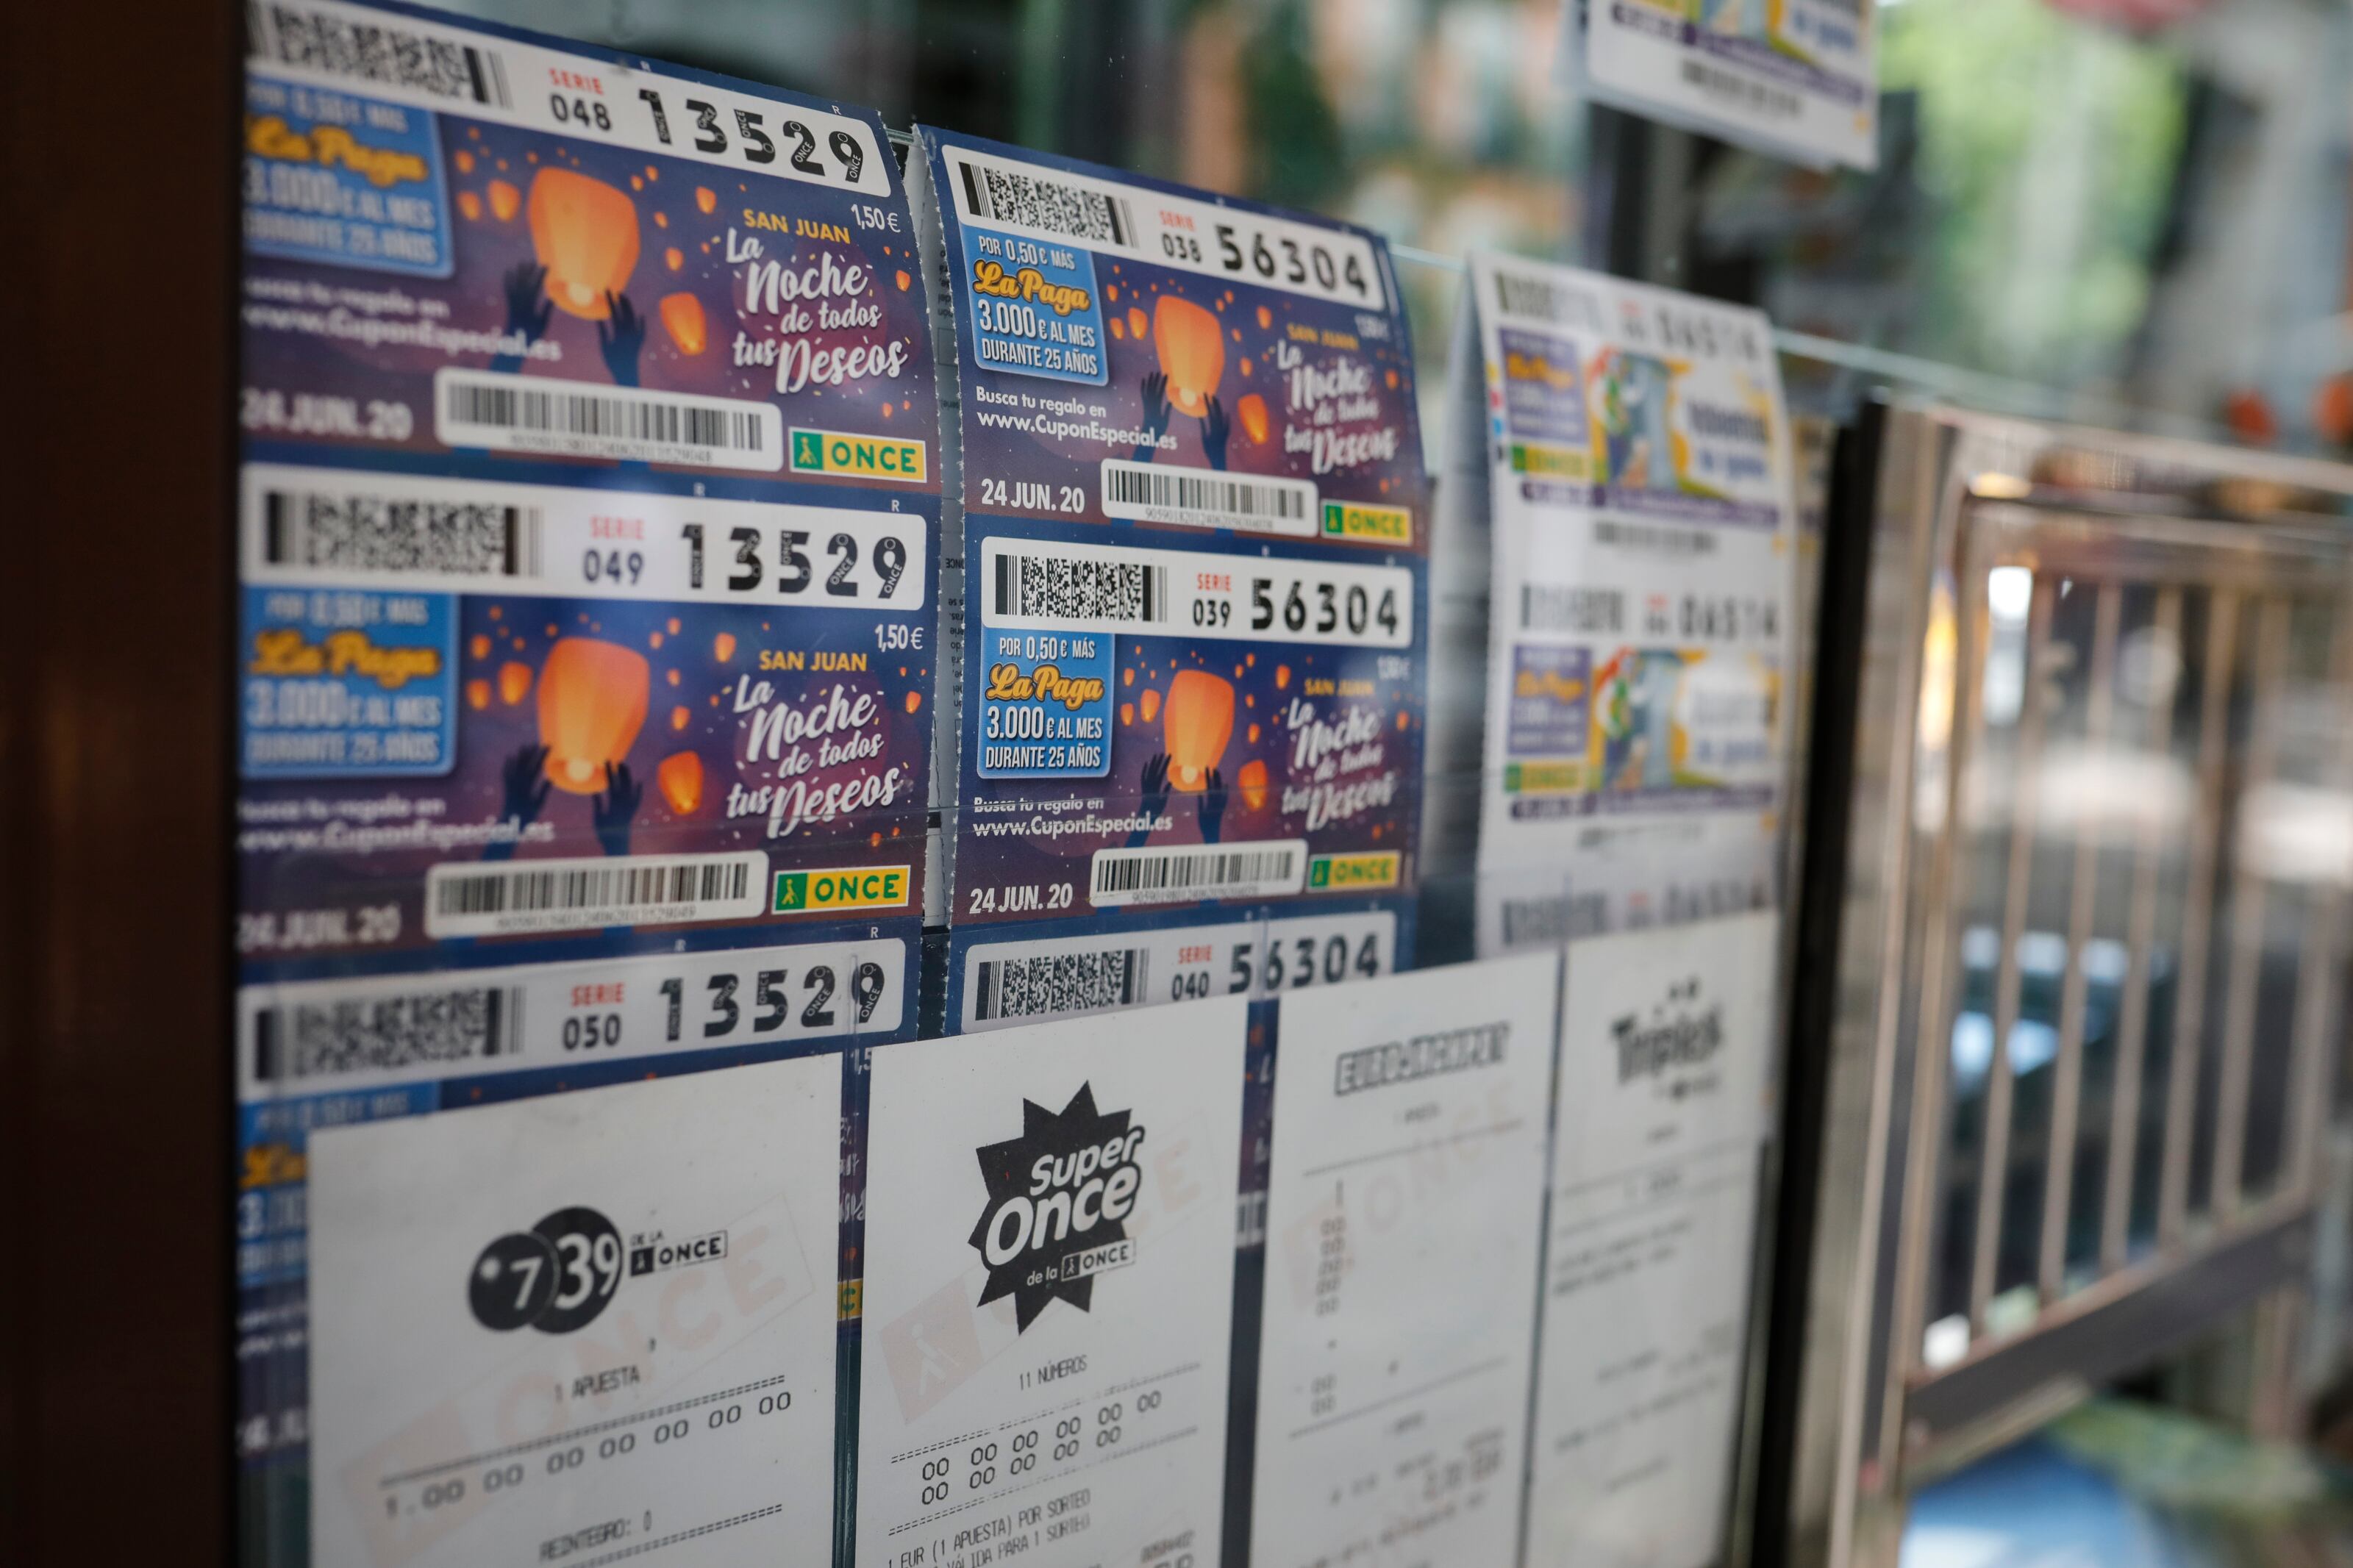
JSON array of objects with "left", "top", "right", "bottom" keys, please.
[
  {"left": 484, "top": 742, "right": 551, "bottom": 862},
  {"left": 598, "top": 291, "right": 646, "bottom": 387},
  {"left": 1200, "top": 395, "right": 1230, "bottom": 472},
  {"left": 1197, "top": 767, "right": 1227, "bottom": 845},
  {"left": 1124, "top": 751, "right": 1174, "bottom": 851},
  {"left": 593, "top": 760, "right": 642, "bottom": 856},
  {"left": 1132, "top": 370, "right": 1172, "bottom": 462}
]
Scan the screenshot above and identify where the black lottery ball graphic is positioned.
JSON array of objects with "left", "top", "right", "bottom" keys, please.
[
  {"left": 530, "top": 1206, "right": 626, "bottom": 1334},
  {"left": 469, "top": 1231, "right": 558, "bottom": 1332}
]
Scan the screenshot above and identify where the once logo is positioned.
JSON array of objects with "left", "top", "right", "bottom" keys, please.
[
  {"left": 968, "top": 1083, "right": 1146, "bottom": 1331},
  {"left": 468, "top": 1206, "right": 624, "bottom": 1335}
]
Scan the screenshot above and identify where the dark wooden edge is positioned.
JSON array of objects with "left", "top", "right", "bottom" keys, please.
[{"left": 4, "top": 1, "right": 243, "bottom": 1559}]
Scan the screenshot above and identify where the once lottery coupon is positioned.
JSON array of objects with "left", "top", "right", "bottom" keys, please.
[
  {"left": 1461, "top": 253, "right": 1794, "bottom": 957},
  {"left": 305, "top": 1051, "right": 844, "bottom": 1567},
  {"left": 1246, "top": 955, "right": 1558, "bottom": 1568},
  {"left": 1526, "top": 913, "right": 1778, "bottom": 1568},
  {"left": 1563, "top": 0, "right": 1878, "bottom": 172},
  {"left": 854, "top": 1001, "right": 1249, "bottom": 1568},
  {"left": 911, "top": 128, "right": 1431, "bottom": 1031}
]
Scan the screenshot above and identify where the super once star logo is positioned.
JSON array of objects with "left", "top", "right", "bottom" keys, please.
[{"left": 968, "top": 1083, "right": 1149, "bottom": 1332}]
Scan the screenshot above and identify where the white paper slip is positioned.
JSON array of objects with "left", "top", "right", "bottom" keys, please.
[
  {"left": 307, "top": 1053, "right": 844, "bottom": 1568},
  {"left": 856, "top": 1001, "right": 1249, "bottom": 1568},
  {"left": 1249, "top": 954, "right": 1560, "bottom": 1568},
  {"left": 1527, "top": 912, "right": 1779, "bottom": 1568}
]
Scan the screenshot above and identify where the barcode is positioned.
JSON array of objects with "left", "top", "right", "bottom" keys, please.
[
  {"left": 1501, "top": 892, "right": 1609, "bottom": 946},
  {"left": 974, "top": 947, "right": 1148, "bottom": 1022},
  {"left": 443, "top": 379, "right": 765, "bottom": 454},
  {"left": 1101, "top": 459, "right": 1311, "bottom": 531},
  {"left": 1680, "top": 58, "right": 1802, "bottom": 119},
  {"left": 956, "top": 161, "right": 1135, "bottom": 249},
  {"left": 253, "top": 986, "right": 519, "bottom": 1083},
  {"left": 433, "top": 857, "right": 751, "bottom": 919},
  {"left": 247, "top": 3, "right": 513, "bottom": 107},
  {"left": 1092, "top": 846, "right": 1298, "bottom": 900},
  {"left": 1521, "top": 585, "right": 1624, "bottom": 634},
  {"left": 1593, "top": 519, "right": 1716, "bottom": 556},
  {"left": 993, "top": 551, "right": 1167, "bottom": 623},
  {"left": 1493, "top": 271, "right": 1597, "bottom": 329},
  {"left": 262, "top": 489, "right": 543, "bottom": 578}
]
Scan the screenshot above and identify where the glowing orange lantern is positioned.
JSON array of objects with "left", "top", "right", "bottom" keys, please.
[
  {"left": 1238, "top": 759, "right": 1270, "bottom": 812},
  {"left": 714, "top": 632, "right": 737, "bottom": 662},
  {"left": 905, "top": 690, "right": 924, "bottom": 714},
  {"left": 526, "top": 168, "right": 640, "bottom": 320},
  {"left": 671, "top": 706, "right": 690, "bottom": 730},
  {"left": 454, "top": 150, "right": 475, "bottom": 174},
  {"left": 470, "top": 634, "right": 490, "bottom": 660},
  {"left": 896, "top": 269, "right": 911, "bottom": 292},
  {"left": 657, "top": 751, "right": 704, "bottom": 815},
  {"left": 536, "top": 638, "right": 650, "bottom": 795},
  {"left": 457, "top": 190, "right": 482, "bottom": 221},
  {"left": 499, "top": 662, "right": 532, "bottom": 705},
  {"left": 1275, "top": 664, "right": 1291, "bottom": 690},
  {"left": 1256, "top": 305, "right": 1271, "bottom": 330},
  {"left": 1160, "top": 670, "right": 1234, "bottom": 793},
  {"left": 695, "top": 185, "right": 717, "bottom": 214},
  {"left": 1247, "top": 723, "right": 1260, "bottom": 743},
  {"left": 465, "top": 679, "right": 490, "bottom": 710},
  {"left": 1152, "top": 297, "right": 1225, "bottom": 418},
  {"left": 1121, "top": 702, "right": 1134, "bottom": 726},
  {"left": 1236, "top": 394, "right": 1270, "bottom": 445},
  {"left": 1139, "top": 687, "right": 1162, "bottom": 723},
  {"left": 488, "top": 179, "right": 520, "bottom": 221},
  {"left": 1127, "top": 306, "right": 1148, "bottom": 341},
  {"left": 659, "top": 292, "right": 707, "bottom": 356},
  {"left": 1109, "top": 318, "right": 1125, "bottom": 340},
  {"left": 665, "top": 246, "right": 683, "bottom": 271}
]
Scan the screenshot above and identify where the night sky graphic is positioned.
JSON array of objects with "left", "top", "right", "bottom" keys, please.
[{"left": 968, "top": 1083, "right": 1139, "bottom": 1331}]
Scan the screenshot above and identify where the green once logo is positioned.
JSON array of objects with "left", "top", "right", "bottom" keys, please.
[
  {"left": 1308, "top": 858, "right": 1333, "bottom": 889},
  {"left": 790, "top": 430, "right": 825, "bottom": 470}
]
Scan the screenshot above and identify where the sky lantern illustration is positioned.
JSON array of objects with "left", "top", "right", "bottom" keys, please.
[
  {"left": 488, "top": 178, "right": 520, "bottom": 221},
  {"left": 1256, "top": 304, "right": 1272, "bottom": 330},
  {"left": 527, "top": 168, "right": 640, "bottom": 320},
  {"left": 657, "top": 751, "right": 704, "bottom": 815},
  {"left": 456, "top": 190, "right": 482, "bottom": 221},
  {"left": 1126, "top": 306, "right": 1148, "bottom": 340},
  {"left": 660, "top": 292, "right": 707, "bottom": 355},
  {"left": 1236, "top": 393, "right": 1270, "bottom": 445},
  {"left": 498, "top": 661, "right": 532, "bottom": 705},
  {"left": 454, "top": 149, "right": 475, "bottom": 174},
  {"left": 1139, "top": 687, "right": 1162, "bottom": 723},
  {"left": 714, "top": 631, "right": 737, "bottom": 662},
  {"left": 536, "top": 638, "right": 650, "bottom": 793},
  {"left": 1161, "top": 670, "right": 1234, "bottom": 792},
  {"left": 1153, "top": 296, "right": 1226, "bottom": 418},
  {"left": 1238, "top": 759, "right": 1270, "bottom": 812},
  {"left": 695, "top": 185, "right": 717, "bottom": 214},
  {"left": 465, "top": 679, "right": 490, "bottom": 710}
]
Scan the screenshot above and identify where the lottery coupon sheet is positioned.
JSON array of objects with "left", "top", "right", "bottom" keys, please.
[
  {"left": 1246, "top": 956, "right": 1559, "bottom": 1568},
  {"left": 909, "top": 128, "right": 1432, "bottom": 1033},
  {"left": 1526, "top": 913, "right": 1778, "bottom": 1568},
  {"left": 1461, "top": 253, "right": 1795, "bottom": 956},
  {"left": 855, "top": 1002, "right": 1249, "bottom": 1568},
  {"left": 306, "top": 1053, "right": 843, "bottom": 1568},
  {"left": 234, "top": 0, "right": 935, "bottom": 1547},
  {"left": 1562, "top": 0, "right": 1878, "bottom": 172}
]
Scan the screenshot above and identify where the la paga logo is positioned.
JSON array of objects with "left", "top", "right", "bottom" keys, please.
[
  {"left": 968, "top": 1083, "right": 1147, "bottom": 1331},
  {"left": 1612, "top": 974, "right": 1724, "bottom": 1100}
]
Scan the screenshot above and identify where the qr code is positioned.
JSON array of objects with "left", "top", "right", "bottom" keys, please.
[
  {"left": 1501, "top": 893, "right": 1608, "bottom": 946},
  {"left": 996, "top": 552, "right": 1164, "bottom": 623},
  {"left": 966, "top": 165, "right": 1134, "bottom": 248},
  {"left": 979, "top": 948, "right": 1143, "bottom": 1020},
  {"left": 249, "top": 3, "right": 511, "bottom": 106},
  {"left": 264, "top": 490, "right": 538, "bottom": 577},
  {"left": 1681, "top": 58, "right": 1802, "bottom": 119},
  {"left": 1594, "top": 520, "right": 1717, "bottom": 556},
  {"left": 256, "top": 988, "right": 508, "bottom": 1082},
  {"left": 1521, "top": 584, "right": 1624, "bottom": 634}
]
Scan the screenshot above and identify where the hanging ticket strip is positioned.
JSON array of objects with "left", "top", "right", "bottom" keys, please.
[
  {"left": 233, "top": 0, "right": 940, "bottom": 1547},
  {"left": 1559, "top": 0, "right": 1879, "bottom": 172},
  {"left": 1451, "top": 252, "right": 1797, "bottom": 956},
  {"left": 905, "top": 130, "right": 1432, "bottom": 1034}
]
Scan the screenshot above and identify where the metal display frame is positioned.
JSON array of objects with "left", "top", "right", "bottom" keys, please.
[{"left": 1766, "top": 398, "right": 2353, "bottom": 1568}]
